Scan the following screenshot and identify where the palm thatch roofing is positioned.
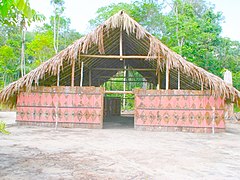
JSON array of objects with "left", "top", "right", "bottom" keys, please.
[{"left": 0, "top": 10, "right": 240, "bottom": 107}]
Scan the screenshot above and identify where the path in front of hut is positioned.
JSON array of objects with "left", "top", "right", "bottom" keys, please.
[{"left": 1, "top": 112, "right": 240, "bottom": 179}]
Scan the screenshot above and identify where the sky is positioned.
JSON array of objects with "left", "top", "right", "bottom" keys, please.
[{"left": 29, "top": 0, "right": 240, "bottom": 41}]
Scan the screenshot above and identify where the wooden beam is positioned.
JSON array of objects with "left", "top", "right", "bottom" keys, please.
[
  {"left": 80, "top": 62, "right": 84, "bottom": 87},
  {"left": 166, "top": 61, "right": 169, "bottom": 90},
  {"left": 107, "top": 80, "right": 148, "bottom": 83},
  {"left": 57, "top": 66, "right": 60, "bottom": 86},
  {"left": 105, "top": 90, "right": 133, "bottom": 94},
  {"left": 80, "top": 54, "right": 159, "bottom": 59},
  {"left": 157, "top": 71, "right": 161, "bottom": 90},
  {"left": 71, "top": 59, "right": 75, "bottom": 87},
  {"left": 92, "top": 68, "right": 155, "bottom": 71},
  {"left": 123, "top": 65, "right": 126, "bottom": 109}
]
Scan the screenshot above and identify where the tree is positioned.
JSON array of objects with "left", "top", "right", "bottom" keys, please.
[
  {"left": 50, "top": 0, "right": 65, "bottom": 54},
  {"left": 19, "top": 12, "right": 45, "bottom": 77},
  {"left": 0, "top": 0, "right": 45, "bottom": 77},
  {"left": 215, "top": 38, "right": 240, "bottom": 89},
  {"left": 90, "top": 0, "right": 240, "bottom": 91},
  {"left": 26, "top": 31, "right": 55, "bottom": 69},
  {"left": 0, "top": 0, "right": 43, "bottom": 133},
  {"left": 89, "top": 0, "right": 165, "bottom": 37},
  {"left": 162, "top": 1, "right": 223, "bottom": 65},
  {"left": 0, "top": 45, "right": 18, "bottom": 87},
  {"left": 0, "top": 45, "right": 17, "bottom": 134},
  {"left": 0, "top": 0, "right": 33, "bottom": 26},
  {"left": 42, "top": 15, "right": 82, "bottom": 52}
]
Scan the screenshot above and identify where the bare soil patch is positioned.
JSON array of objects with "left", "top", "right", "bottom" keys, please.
[{"left": 1, "top": 112, "right": 240, "bottom": 179}]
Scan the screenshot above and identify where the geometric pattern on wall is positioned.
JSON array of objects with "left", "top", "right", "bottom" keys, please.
[
  {"left": 134, "top": 89, "right": 225, "bottom": 129},
  {"left": 16, "top": 86, "right": 104, "bottom": 125}
]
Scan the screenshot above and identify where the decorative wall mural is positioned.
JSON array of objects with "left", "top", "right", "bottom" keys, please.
[
  {"left": 134, "top": 90, "right": 225, "bottom": 130},
  {"left": 16, "top": 86, "right": 104, "bottom": 128}
]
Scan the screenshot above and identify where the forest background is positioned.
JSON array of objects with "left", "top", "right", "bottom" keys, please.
[{"left": 0, "top": 0, "right": 239, "bottom": 112}]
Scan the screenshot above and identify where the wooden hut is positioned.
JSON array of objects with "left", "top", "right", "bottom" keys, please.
[{"left": 0, "top": 11, "right": 239, "bottom": 132}]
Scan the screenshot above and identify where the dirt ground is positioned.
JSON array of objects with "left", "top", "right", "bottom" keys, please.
[{"left": 1, "top": 112, "right": 240, "bottom": 179}]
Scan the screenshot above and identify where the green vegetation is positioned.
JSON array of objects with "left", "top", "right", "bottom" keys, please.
[
  {"left": 234, "top": 105, "right": 240, "bottom": 113},
  {"left": 0, "top": 0, "right": 36, "bottom": 26},
  {"left": 0, "top": 122, "right": 10, "bottom": 134},
  {"left": 90, "top": 0, "right": 240, "bottom": 90},
  {"left": 0, "top": 0, "right": 81, "bottom": 91},
  {"left": 103, "top": 70, "right": 148, "bottom": 110},
  {"left": 0, "top": 0, "right": 239, "bottom": 112}
]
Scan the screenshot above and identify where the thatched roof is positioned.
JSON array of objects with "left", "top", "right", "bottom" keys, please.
[{"left": 0, "top": 10, "right": 240, "bottom": 107}]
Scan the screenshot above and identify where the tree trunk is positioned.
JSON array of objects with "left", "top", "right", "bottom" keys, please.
[
  {"left": 56, "top": 15, "right": 60, "bottom": 53},
  {"left": 53, "top": 14, "right": 57, "bottom": 54},
  {"left": 21, "top": 28, "right": 26, "bottom": 77}
]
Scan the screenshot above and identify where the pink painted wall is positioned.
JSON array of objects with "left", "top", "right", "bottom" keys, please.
[
  {"left": 16, "top": 86, "right": 104, "bottom": 127},
  {"left": 134, "top": 89, "right": 225, "bottom": 129}
]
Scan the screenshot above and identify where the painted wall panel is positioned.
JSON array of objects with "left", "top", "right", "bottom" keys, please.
[
  {"left": 134, "top": 90, "right": 225, "bottom": 130},
  {"left": 16, "top": 86, "right": 104, "bottom": 128}
]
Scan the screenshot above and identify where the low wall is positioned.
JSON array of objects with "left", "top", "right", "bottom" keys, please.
[
  {"left": 16, "top": 86, "right": 104, "bottom": 128},
  {"left": 134, "top": 89, "right": 225, "bottom": 133}
]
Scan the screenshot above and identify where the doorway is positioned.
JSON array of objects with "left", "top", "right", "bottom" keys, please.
[
  {"left": 101, "top": 67, "right": 157, "bottom": 129},
  {"left": 103, "top": 95, "right": 134, "bottom": 129}
]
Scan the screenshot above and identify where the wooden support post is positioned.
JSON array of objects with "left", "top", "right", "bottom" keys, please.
[
  {"left": 201, "top": 82, "right": 204, "bottom": 91},
  {"left": 157, "top": 71, "right": 161, "bottom": 90},
  {"left": 178, "top": 68, "right": 180, "bottom": 90},
  {"left": 166, "top": 60, "right": 169, "bottom": 90},
  {"left": 120, "top": 28, "right": 123, "bottom": 60},
  {"left": 71, "top": 59, "right": 75, "bottom": 87},
  {"left": 89, "top": 69, "right": 92, "bottom": 86},
  {"left": 123, "top": 65, "right": 126, "bottom": 110},
  {"left": 57, "top": 66, "right": 60, "bottom": 86},
  {"left": 80, "top": 61, "right": 84, "bottom": 87},
  {"left": 55, "top": 105, "right": 58, "bottom": 130}
]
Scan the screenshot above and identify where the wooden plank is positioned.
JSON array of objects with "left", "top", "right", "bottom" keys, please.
[
  {"left": 166, "top": 61, "right": 169, "bottom": 90},
  {"left": 57, "top": 66, "right": 60, "bottom": 86},
  {"left": 80, "top": 54, "right": 159, "bottom": 59},
  {"left": 71, "top": 59, "right": 75, "bottom": 87}
]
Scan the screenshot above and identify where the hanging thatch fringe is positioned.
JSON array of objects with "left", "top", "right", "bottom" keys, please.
[{"left": 0, "top": 10, "right": 239, "bottom": 107}]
